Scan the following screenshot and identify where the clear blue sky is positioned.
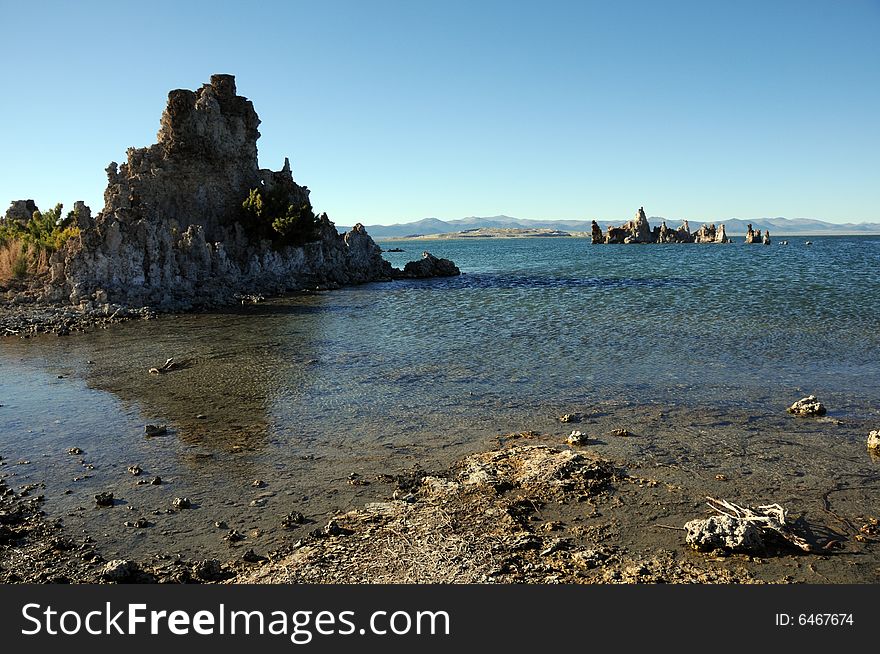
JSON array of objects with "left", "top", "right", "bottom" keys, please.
[{"left": 1, "top": 0, "right": 878, "bottom": 225}]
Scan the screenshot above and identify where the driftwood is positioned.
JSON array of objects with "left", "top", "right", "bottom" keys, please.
[
  {"left": 148, "top": 358, "right": 178, "bottom": 375},
  {"left": 704, "top": 497, "right": 813, "bottom": 552}
]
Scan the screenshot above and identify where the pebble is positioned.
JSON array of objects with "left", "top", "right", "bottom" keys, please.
[
  {"left": 281, "top": 511, "right": 306, "bottom": 529},
  {"left": 242, "top": 549, "right": 265, "bottom": 563},
  {"left": 124, "top": 518, "right": 150, "bottom": 528}
]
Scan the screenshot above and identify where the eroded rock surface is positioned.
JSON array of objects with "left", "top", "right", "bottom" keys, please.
[
  {"left": 30, "top": 74, "right": 456, "bottom": 311},
  {"left": 685, "top": 515, "right": 763, "bottom": 553}
]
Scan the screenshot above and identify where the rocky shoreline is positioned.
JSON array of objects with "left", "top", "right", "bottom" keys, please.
[
  {"left": 0, "top": 443, "right": 760, "bottom": 584},
  {"left": 4, "top": 411, "right": 878, "bottom": 584}
]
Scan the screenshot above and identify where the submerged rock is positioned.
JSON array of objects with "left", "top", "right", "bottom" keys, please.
[
  {"left": 787, "top": 395, "right": 827, "bottom": 417},
  {"left": 867, "top": 430, "right": 880, "bottom": 452}
]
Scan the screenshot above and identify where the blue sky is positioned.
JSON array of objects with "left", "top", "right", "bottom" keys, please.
[{"left": 1, "top": 0, "right": 878, "bottom": 225}]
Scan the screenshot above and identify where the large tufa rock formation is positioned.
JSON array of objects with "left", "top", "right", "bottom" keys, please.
[
  {"left": 592, "top": 208, "right": 730, "bottom": 245},
  {"left": 621, "top": 206, "right": 652, "bottom": 243},
  {"left": 42, "top": 75, "right": 458, "bottom": 308}
]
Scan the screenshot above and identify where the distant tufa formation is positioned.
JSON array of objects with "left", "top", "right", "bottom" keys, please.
[
  {"left": 9, "top": 74, "right": 458, "bottom": 309},
  {"left": 591, "top": 207, "right": 769, "bottom": 245}
]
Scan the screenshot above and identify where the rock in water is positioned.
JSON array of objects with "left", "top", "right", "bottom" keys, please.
[
  {"left": 38, "top": 74, "right": 456, "bottom": 308},
  {"left": 398, "top": 251, "right": 460, "bottom": 278},
  {"left": 621, "top": 206, "right": 652, "bottom": 243},
  {"left": 867, "top": 430, "right": 880, "bottom": 452},
  {"left": 787, "top": 395, "right": 827, "bottom": 417},
  {"left": 590, "top": 220, "right": 603, "bottom": 244}
]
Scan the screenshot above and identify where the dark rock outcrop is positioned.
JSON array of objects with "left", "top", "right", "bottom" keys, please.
[
  {"left": 37, "top": 74, "right": 457, "bottom": 309},
  {"left": 396, "top": 251, "right": 460, "bottom": 279}
]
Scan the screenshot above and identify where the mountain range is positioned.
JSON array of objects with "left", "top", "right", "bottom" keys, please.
[{"left": 339, "top": 215, "right": 880, "bottom": 238}]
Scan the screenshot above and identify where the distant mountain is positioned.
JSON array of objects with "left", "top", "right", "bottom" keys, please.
[{"left": 339, "top": 215, "right": 880, "bottom": 238}]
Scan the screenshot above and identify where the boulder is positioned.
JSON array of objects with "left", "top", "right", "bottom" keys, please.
[{"left": 397, "top": 251, "right": 460, "bottom": 278}]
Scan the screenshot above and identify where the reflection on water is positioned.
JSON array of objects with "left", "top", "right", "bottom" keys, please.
[{"left": 1, "top": 236, "right": 879, "bottom": 567}]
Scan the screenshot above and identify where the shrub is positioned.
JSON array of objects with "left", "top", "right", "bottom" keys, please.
[
  {"left": 0, "top": 203, "right": 79, "bottom": 283},
  {"left": 0, "top": 202, "right": 80, "bottom": 252},
  {"left": 241, "top": 188, "right": 319, "bottom": 247}
]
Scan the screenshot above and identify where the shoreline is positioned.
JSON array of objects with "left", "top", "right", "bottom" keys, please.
[{"left": 3, "top": 417, "right": 877, "bottom": 584}]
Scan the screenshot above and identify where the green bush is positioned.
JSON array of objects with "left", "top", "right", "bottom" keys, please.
[
  {"left": 0, "top": 202, "right": 80, "bottom": 252},
  {"left": 241, "top": 188, "right": 319, "bottom": 247}
]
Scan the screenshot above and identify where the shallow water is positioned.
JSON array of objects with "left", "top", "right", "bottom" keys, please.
[{"left": 1, "top": 236, "right": 879, "bottom": 573}]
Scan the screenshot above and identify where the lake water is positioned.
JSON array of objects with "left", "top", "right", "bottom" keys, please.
[{"left": 1, "top": 236, "right": 879, "bottom": 570}]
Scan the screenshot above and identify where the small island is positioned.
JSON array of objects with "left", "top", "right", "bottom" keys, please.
[{"left": 591, "top": 207, "right": 770, "bottom": 245}]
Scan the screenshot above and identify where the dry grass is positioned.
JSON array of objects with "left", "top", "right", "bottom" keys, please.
[{"left": 0, "top": 238, "right": 50, "bottom": 286}]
